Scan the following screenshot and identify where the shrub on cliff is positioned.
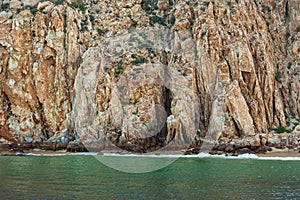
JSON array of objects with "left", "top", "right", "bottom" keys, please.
[
  {"left": 150, "top": 15, "right": 165, "bottom": 25},
  {"left": 69, "top": 0, "right": 86, "bottom": 12},
  {"left": 272, "top": 126, "right": 291, "bottom": 134},
  {"left": 52, "top": 0, "right": 64, "bottom": 5},
  {"left": 30, "top": 7, "right": 38, "bottom": 15},
  {"left": 97, "top": 28, "right": 108, "bottom": 36}
]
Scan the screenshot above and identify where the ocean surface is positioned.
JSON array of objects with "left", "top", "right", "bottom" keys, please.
[{"left": 0, "top": 154, "right": 300, "bottom": 199}]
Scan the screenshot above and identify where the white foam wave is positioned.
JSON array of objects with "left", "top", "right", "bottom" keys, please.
[
  {"left": 19, "top": 152, "right": 98, "bottom": 156},
  {"left": 103, "top": 152, "right": 300, "bottom": 161},
  {"left": 196, "top": 153, "right": 300, "bottom": 161},
  {"left": 102, "top": 153, "right": 183, "bottom": 158},
  {"left": 2, "top": 151, "right": 300, "bottom": 160}
]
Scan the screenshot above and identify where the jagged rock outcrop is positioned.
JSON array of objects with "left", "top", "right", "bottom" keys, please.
[
  {"left": 0, "top": 1, "right": 84, "bottom": 142},
  {"left": 0, "top": 0, "right": 299, "bottom": 152}
]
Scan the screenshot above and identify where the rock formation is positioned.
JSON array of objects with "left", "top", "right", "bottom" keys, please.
[{"left": 0, "top": 0, "right": 299, "bottom": 152}]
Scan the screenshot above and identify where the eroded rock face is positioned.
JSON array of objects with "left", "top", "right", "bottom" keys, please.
[
  {"left": 0, "top": 0, "right": 299, "bottom": 151},
  {"left": 0, "top": 3, "right": 83, "bottom": 142},
  {"left": 73, "top": 28, "right": 201, "bottom": 150}
]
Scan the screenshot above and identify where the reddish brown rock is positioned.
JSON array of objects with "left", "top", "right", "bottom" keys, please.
[{"left": 0, "top": 0, "right": 299, "bottom": 152}]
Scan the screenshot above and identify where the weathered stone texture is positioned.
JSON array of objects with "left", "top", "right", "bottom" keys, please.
[{"left": 0, "top": 0, "right": 299, "bottom": 149}]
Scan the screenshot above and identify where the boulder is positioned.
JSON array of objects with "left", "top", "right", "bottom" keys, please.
[
  {"left": 24, "top": 137, "right": 33, "bottom": 143},
  {"left": 46, "top": 130, "right": 69, "bottom": 144},
  {"left": 224, "top": 144, "right": 235, "bottom": 152},
  {"left": 292, "top": 125, "right": 300, "bottom": 137},
  {"left": 236, "top": 148, "right": 254, "bottom": 154}
]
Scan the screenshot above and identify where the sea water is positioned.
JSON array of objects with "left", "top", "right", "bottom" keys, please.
[{"left": 0, "top": 154, "right": 299, "bottom": 199}]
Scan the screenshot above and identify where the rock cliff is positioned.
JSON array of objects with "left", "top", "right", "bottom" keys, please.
[{"left": 0, "top": 0, "right": 299, "bottom": 152}]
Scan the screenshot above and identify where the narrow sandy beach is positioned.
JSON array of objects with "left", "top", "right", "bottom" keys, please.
[
  {"left": 0, "top": 149, "right": 300, "bottom": 158},
  {"left": 257, "top": 149, "right": 300, "bottom": 157}
]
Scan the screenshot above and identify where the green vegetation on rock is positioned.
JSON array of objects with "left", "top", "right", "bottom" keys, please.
[
  {"left": 30, "top": 7, "right": 38, "bottom": 15},
  {"left": 272, "top": 126, "right": 291, "bottom": 134},
  {"left": 141, "top": 0, "right": 158, "bottom": 15},
  {"left": 262, "top": 5, "right": 271, "bottom": 13},
  {"left": 275, "top": 72, "right": 281, "bottom": 82},
  {"left": 52, "top": 0, "right": 64, "bottom": 5},
  {"left": 97, "top": 28, "right": 108, "bottom": 35},
  {"left": 69, "top": 0, "right": 86, "bottom": 12},
  {"left": 227, "top": 1, "right": 232, "bottom": 7},
  {"left": 128, "top": 19, "right": 138, "bottom": 32},
  {"left": 131, "top": 54, "right": 146, "bottom": 65},
  {"left": 149, "top": 15, "right": 165, "bottom": 25}
]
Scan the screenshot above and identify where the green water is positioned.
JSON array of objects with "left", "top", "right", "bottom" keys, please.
[{"left": 0, "top": 155, "right": 299, "bottom": 199}]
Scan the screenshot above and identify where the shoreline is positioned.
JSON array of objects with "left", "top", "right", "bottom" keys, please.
[
  {"left": 256, "top": 148, "right": 300, "bottom": 157},
  {"left": 1, "top": 131, "right": 299, "bottom": 157},
  {"left": 0, "top": 145, "right": 299, "bottom": 158}
]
